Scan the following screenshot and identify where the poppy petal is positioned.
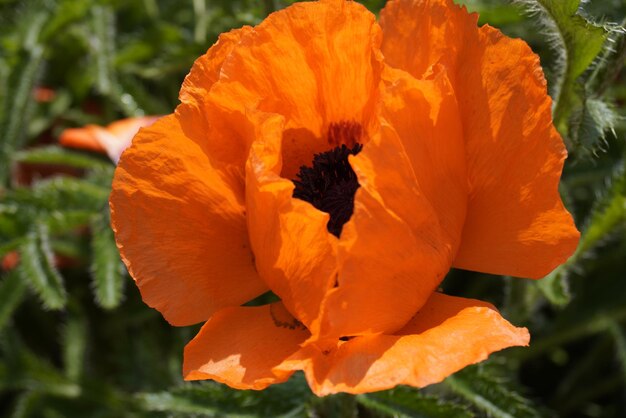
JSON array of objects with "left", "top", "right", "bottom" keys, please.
[
  {"left": 381, "top": 0, "right": 579, "bottom": 278},
  {"left": 183, "top": 303, "right": 309, "bottom": 390},
  {"left": 99, "top": 116, "right": 160, "bottom": 163},
  {"left": 314, "top": 114, "right": 453, "bottom": 340},
  {"left": 59, "top": 126, "right": 106, "bottom": 153},
  {"left": 452, "top": 25, "right": 579, "bottom": 278},
  {"left": 211, "top": 0, "right": 383, "bottom": 178},
  {"left": 245, "top": 112, "right": 338, "bottom": 329},
  {"left": 179, "top": 26, "right": 253, "bottom": 107},
  {"left": 176, "top": 26, "right": 254, "bottom": 177},
  {"left": 59, "top": 116, "right": 159, "bottom": 163},
  {"left": 380, "top": 0, "right": 467, "bottom": 83},
  {"left": 285, "top": 293, "right": 528, "bottom": 396},
  {"left": 110, "top": 114, "right": 267, "bottom": 326},
  {"left": 381, "top": 64, "right": 467, "bottom": 250}
]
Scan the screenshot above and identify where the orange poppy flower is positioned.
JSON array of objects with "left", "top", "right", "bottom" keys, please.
[
  {"left": 59, "top": 116, "right": 160, "bottom": 163},
  {"left": 110, "top": 0, "right": 579, "bottom": 395}
]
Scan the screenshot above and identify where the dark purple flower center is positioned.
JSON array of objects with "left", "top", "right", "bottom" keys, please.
[{"left": 292, "top": 143, "right": 362, "bottom": 237}]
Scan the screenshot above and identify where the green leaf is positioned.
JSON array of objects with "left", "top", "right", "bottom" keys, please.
[
  {"left": 61, "top": 314, "right": 87, "bottom": 382},
  {"left": 522, "top": 306, "right": 626, "bottom": 359},
  {"left": 89, "top": 4, "right": 145, "bottom": 116},
  {"left": 513, "top": 0, "right": 610, "bottom": 136},
  {"left": 537, "top": 0, "right": 607, "bottom": 76},
  {"left": 10, "top": 390, "right": 44, "bottom": 418},
  {"left": 503, "top": 277, "right": 541, "bottom": 324},
  {"left": 579, "top": 165, "right": 626, "bottom": 254},
  {"left": 91, "top": 5, "right": 116, "bottom": 96},
  {"left": 6, "top": 176, "right": 109, "bottom": 213},
  {"left": 45, "top": 210, "right": 95, "bottom": 235},
  {"left": 14, "top": 146, "right": 111, "bottom": 170},
  {"left": 357, "top": 387, "right": 473, "bottom": 418},
  {"left": 311, "top": 393, "right": 357, "bottom": 418},
  {"left": 0, "top": 329, "right": 80, "bottom": 397},
  {"left": 90, "top": 213, "right": 125, "bottom": 310},
  {"left": 444, "top": 363, "right": 542, "bottom": 418},
  {"left": 17, "top": 224, "right": 66, "bottom": 310},
  {"left": 0, "top": 270, "right": 28, "bottom": 332},
  {"left": 39, "top": 0, "right": 93, "bottom": 42},
  {"left": 0, "top": 43, "right": 45, "bottom": 186},
  {"left": 136, "top": 391, "right": 224, "bottom": 417},
  {"left": 536, "top": 268, "right": 571, "bottom": 306},
  {"left": 569, "top": 97, "right": 619, "bottom": 158},
  {"left": 584, "top": 17, "right": 626, "bottom": 98},
  {"left": 137, "top": 378, "right": 310, "bottom": 418},
  {"left": 608, "top": 321, "right": 626, "bottom": 381}
]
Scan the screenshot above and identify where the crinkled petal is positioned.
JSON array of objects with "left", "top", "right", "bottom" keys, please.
[
  {"left": 176, "top": 26, "right": 253, "bottom": 179},
  {"left": 245, "top": 113, "right": 338, "bottom": 329},
  {"left": 451, "top": 25, "right": 579, "bottom": 278},
  {"left": 281, "top": 293, "right": 529, "bottom": 396},
  {"left": 314, "top": 113, "right": 452, "bottom": 340},
  {"left": 179, "top": 27, "right": 253, "bottom": 106},
  {"left": 110, "top": 115, "right": 267, "bottom": 326},
  {"left": 380, "top": 0, "right": 467, "bottom": 83},
  {"left": 172, "top": 28, "right": 253, "bottom": 214},
  {"left": 381, "top": 64, "right": 467, "bottom": 251},
  {"left": 381, "top": 0, "right": 579, "bottom": 278},
  {"left": 183, "top": 303, "right": 309, "bottom": 390},
  {"left": 211, "top": 0, "right": 383, "bottom": 178}
]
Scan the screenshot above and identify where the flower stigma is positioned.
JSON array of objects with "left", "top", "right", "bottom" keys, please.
[{"left": 292, "top": 136, "right": 362, "bottom": 238}]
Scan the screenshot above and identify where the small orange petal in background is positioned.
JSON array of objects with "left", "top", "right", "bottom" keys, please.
[
  {"left": 59, "top": 126, "right": 107, "bottom": 153},
  {"left": 60, "top": 116, "right": 160, "bottom": 163}
]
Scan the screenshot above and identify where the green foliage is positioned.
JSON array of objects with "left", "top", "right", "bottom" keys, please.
[
  {"left": 0, "top": 42, "right": 44, "bottom": 186},
  {"left": 18, "top": 224, "right": 67, "bottom": 310},
  {"left": 512, "top": 0, "right": 623, "bottom": 158},
  {"left": 356, "top": 387, "right": 473, "bottom": 418},
  {"left": 579, "top": 163, "right": 626, "bottom": 254},
  {"left": 14, "top": 146, "right": 110, "bottom": 170},
  {"left": 609, "top": 322, "right": 626, "bottom": 381},
  {"left": 444, "top": 362, "right": 542, "bottom": 418},
  {"left": 61, "top": 313, "right": 87, "bottom": 382},
  {"left": 0, "top": 270, "right": 28, "bottom": 332},
  {"left": 137, "top": 377, "right": 310, "bottom": 417},
  {"left": 90, "top": 212, "right": 125, "bottom": 309},
  {"left": 536, "top": 268, "right": 571, "bottom": 307}
]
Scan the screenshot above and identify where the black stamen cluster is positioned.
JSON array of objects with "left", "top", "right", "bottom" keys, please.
[{"left": 292, "top": 143, "right": 363, "bottom": 238}]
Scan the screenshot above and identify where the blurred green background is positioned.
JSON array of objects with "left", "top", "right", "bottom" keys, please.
[{"left": 0, "top": 0, "right": 625, "bottom": 417}]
